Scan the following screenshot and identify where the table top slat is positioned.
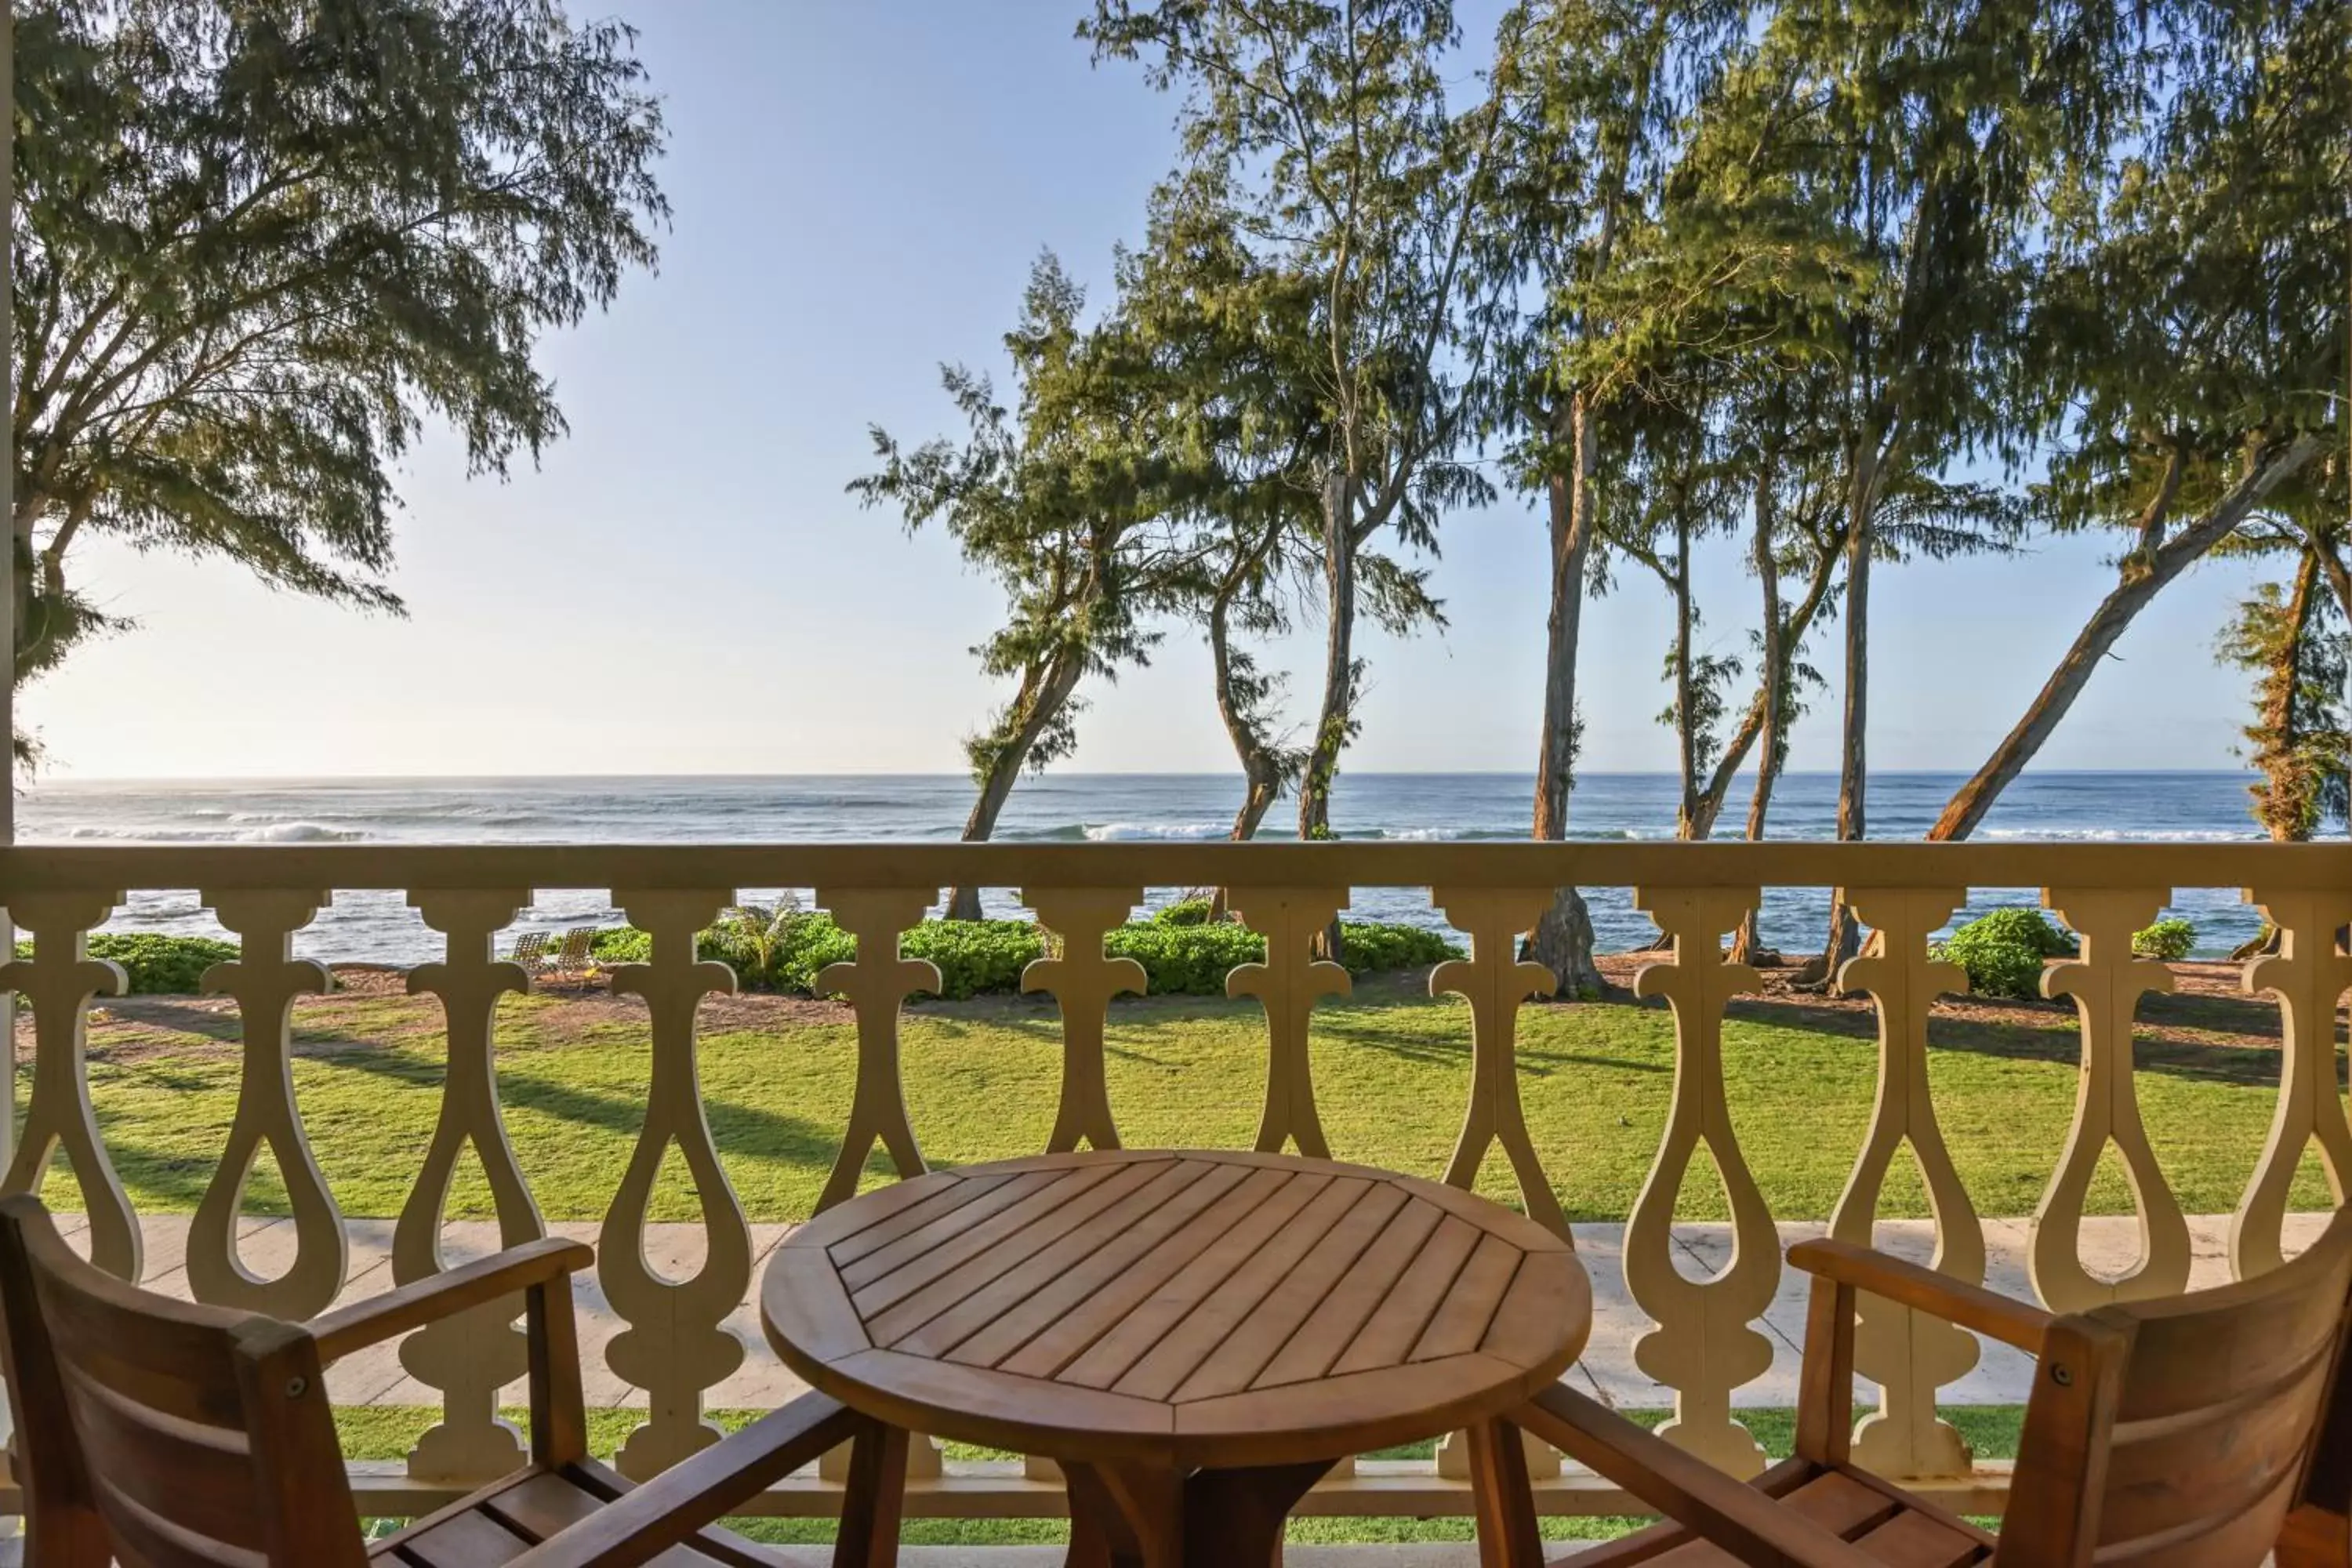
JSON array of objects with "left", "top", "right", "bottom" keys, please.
[
  {"left": 836, "top": 1169, "right": 1074, "bottom": 1287},
  {"left": 942, "top": 1160, "right": 1262, "bottom": 1370},
  {"left": 854, "top": 1160, "right": 1173, "bottom": 1329},
  {"left": 786, "top": 1168, "right": 976, "bottom": 1257},
  {"left": 990, "top": 1164, "right": 1298, "bottom": 1381},
  {"left": 889, "top": 1159, "right": 1236, "bottom": 1360},
  {"left": 1327, "top": 1213, "right": 1483, "bottom": 1378},
  {"left": 1407, "top": 1232, "right": 1523, "bottom": 1363},
  {"left": 1111, "top": 1176, "right": 1374, "bottom": 1402},
  {"left": 1252, "top": 1192, "right": 1447, "bottom": 1391},
  {"left": 1054, "top": 1169, "right": 1338, "bottom": 1392},
  {"left": 1171, "top": 1181, "right": 1413, "bottom": 1403}
]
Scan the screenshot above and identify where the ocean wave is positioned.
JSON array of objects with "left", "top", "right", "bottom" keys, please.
[
  {"left": 1980, "top": 826, "right": 2260, "bottom": 844},
  {"left": 1080, "top": 821, "right": 1229, "bottom": 841},
  {"left": 238, "top": 821, "right": 368, "bottom": 843}
]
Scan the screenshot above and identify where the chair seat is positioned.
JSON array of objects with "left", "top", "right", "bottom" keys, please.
[
  {"left": 1568, "top": 1464, "right": 1995, "bottom": 1568},
  {"left": 370, "top": 1460, "right": 808, "bottom": 1568}
]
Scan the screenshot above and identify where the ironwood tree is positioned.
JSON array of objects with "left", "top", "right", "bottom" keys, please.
[
  {"left": 851, "top": 256, "right": 1197, "bottom": 920},
  {"left": 11, "top": 0, "right": 668, "bottom": 761},
  {"left": 1086, "top": 0, "right": 1505, "bottom": 857},
  {"left": 1929, "top": 0, "right": 2349, "bottom": 842}
]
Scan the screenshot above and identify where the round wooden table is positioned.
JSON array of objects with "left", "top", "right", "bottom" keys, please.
[{"left": 763, "top": 1149, "right": 1592, "bottom": 1566}]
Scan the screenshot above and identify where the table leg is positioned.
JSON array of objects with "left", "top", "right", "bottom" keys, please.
[
  {"left": 1183, "top": 1457, "right": 1335, "bottom": 1566},
  {"left": 1063, "top": 1457, "right": 1337, "bottom": 1568},
  {"left": 1466, "top": 1416, "right": 1544, "bottom": 1567},
  {"left": 1064, "top": 1460, "right": 1183, "bottom": 1568},
  {"left": 833, "top": 1421, "right": 909, "bottom": 1568}
]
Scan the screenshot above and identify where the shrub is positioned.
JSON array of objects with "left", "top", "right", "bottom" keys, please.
[
  {"left": 581, "top": 915, "right": 1465, "bottom": 998},
  {"left": 1151, "top": 898, "right": 1216, "bottom": 927},
  {"left": 587, "top": 927, "right": 650, "bottom": 964},
  {"left": 14, "top": 933, "right": 242, "bottom": 995},
  {"left": 1105, "top": 921, "right": 1267, "bottom": 994},
  {"left": 899, "top": 920, "right": 1042, "bottom": 1000},
  {"left": 1936, "top": 907, "right": 2074, "bottom": 1000},
  {"left": 2132, "top": 917, "right": 2198, "bottom": 961},
  {"left": 1337, "top": 921, "right": 1461, "bottom": 974}
]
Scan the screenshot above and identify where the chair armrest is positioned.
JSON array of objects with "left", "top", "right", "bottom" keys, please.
[
  {"left": 1514, "top": 1383, "right": 1884, "bottom": 1568},
  {"left": 507, "top": 1392, "right": 865, "bottom": 1568},
  {"left": 1786, "top": 1239, "right": 2053, "bottom": 1352},
  {"left": 310, "top": 1238, "right": 594, "bottom": 1363}
]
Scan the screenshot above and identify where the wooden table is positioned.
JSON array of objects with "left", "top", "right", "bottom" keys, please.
[{"left": 763, "top": 1149, "right": 1592, "bottom": 1566}]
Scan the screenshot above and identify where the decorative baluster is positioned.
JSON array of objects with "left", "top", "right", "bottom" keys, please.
[
  {"left": 1829, "top": 889, "right": 1981, "bottom": 1479},
  {"left": 1226, "top": 887, "right": 1352, "bottom": 1158},
  {"left": 1022, "top": 887, "right": 1147, "bottom": 1153},
  {"left": 601, "top": 889, "right": 750, "bottom": 1479},
  {"left": 0, "top": 891, "right": 138, "bottom": 1281},
  {"left": 1429, "top": 888, "right": 1566, "bottom": 1484},
  {"left": 186, "top": 890, "right": 346, "bottom": 1318},
  {"left": 814, "top": 887, "right": 941, "bottom": 1212},
  {"left": 397, "top": 891, "right": 546, "bottom": 1481},
  {"left": 1429, "top": 888, "right": 1570, "bottom": 1239},
  {"left": 809, "top": 887, "right": 949, "bottom": 1485},
  {"left": 2230, "top": 886, "right": 2352, "bottom": 1279},
  {"left": 1623, "top": 886, "right": 1777, "bottom": 1476},
  {"left": 2030, "top": 888, "right": 2192, "bottom": 1312}
]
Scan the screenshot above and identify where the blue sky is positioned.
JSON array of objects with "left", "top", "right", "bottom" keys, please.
[{"left": 21, "top": 0, "right": 2272, "bottom": 781}]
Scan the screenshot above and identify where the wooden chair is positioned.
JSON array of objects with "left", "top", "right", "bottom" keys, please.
[
  {"left": 0, "top": 1195, "right": 908, "bottom": 1568},
  {"left": 1494, "top": 1204, "right": 2352, "bottom": 1568}
]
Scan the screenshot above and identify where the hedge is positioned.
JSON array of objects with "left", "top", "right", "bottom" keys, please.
[
  {"left": 13, "top": 933, "right": 242, "bottom": 995},
  {"left": 587, "top": 913, "right": 1463, "bottom": 999}
]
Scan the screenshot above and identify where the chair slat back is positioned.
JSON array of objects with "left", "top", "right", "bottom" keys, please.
[
  {"left": 0, "top": 1196, "right": 367, "bottom": 1568},
  {"left": 2005, "top": 1206, "right": 2352, "bottom": 1567}
]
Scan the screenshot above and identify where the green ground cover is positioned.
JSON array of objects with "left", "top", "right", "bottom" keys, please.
[{"left": 26, "top": 971, "right": 2325, "bottom": 1224}]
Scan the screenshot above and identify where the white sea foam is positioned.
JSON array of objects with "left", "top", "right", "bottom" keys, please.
[{"left": 1081, "top": 821, "right": 1228, "bottom": 841}]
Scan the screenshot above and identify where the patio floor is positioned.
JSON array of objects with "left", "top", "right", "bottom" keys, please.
[{"left": 49, "top": 1208, "right": 2325, "bottom": 1413}]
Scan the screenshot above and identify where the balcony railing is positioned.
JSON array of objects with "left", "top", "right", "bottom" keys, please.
[{"left": 2, "top": 840, "right": 2347, "bottom": 1525}]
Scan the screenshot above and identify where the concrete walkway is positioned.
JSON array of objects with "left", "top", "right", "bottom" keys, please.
[{"left": 53, "top": 1208, "right": 2327, "bottom": 1412}]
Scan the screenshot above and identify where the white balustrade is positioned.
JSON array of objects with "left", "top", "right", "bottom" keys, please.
[{"left": 1, "top": 839, "right": 2347, "bottom": 1526}]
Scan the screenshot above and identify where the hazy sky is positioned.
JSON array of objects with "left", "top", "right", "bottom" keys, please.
[{"left": 20, "top": 0, "right": 2274, "bottom": 782}]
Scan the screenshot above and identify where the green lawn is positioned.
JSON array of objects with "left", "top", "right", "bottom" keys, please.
[{"left": 26, "top": 972, "right": 2325, "bottom": 1224}]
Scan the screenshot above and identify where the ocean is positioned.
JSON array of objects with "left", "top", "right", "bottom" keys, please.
[{"left": 12, "top": 771, "right": 2288, "bottom": 964}]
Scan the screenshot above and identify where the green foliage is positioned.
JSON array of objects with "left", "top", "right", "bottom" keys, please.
[
  {"left": 14, "top": 933, "right": 240, "bottom": 995},
  {"left": 1337, "top": 921, "right": 1461, "bottom": 974},
  {"left": 1936, "top": 909, "right": 2076, "bottom": 1000},
  {"left": 2132, "top": 919, "right": 2198, "bottom": 963},
  {"left": 899, "top": 921, "right": 1043, "bottom": 1000},
  {"left": 11, "top": 0, "right": 669, "bottom": 726},
  {"left": 1105, "top": 921, "right": 1265, "bottom": 993},
  {"left": 586, "top": 916, "right": 1458, "bottom": 999}
]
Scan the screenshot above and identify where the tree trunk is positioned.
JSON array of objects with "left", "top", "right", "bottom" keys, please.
[
  {"left": 1527, "top": 397, "right": 1605, "bottom": 998},
  {"left": 1209, "top": 588, "right": 1289, "bottom": 921},
  {"left": 946, "top": 650, "right": 1086, "bottom": 921},
  {"left": 1298, "top": 473, "right": 1359, "bottom": 960},
  {"left": 1731, "top": 465, "right": 1785, "bottom": 967},
  {"left": 1671, "top": 506, "right": 1699, "bottom": 838},
  {"left": 1686, "top": 526, "right": 1841, "bottom": 841},
  {"left": 1927, "top": 435, "right": 2325, "bottom": 843},
  {"left": 1817, "top": 441, "right": 1877, "bottom": 985},
  {"left": 1298, "top": 472, "right": 1358, "bottom": 844},
  {"left": 1210, "top": 590, "right": 1288, "bottom": 843}
]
